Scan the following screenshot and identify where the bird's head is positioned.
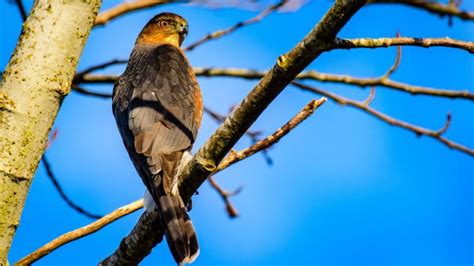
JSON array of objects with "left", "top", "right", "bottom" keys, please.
[{"left": 137, "top": 13, "right": 188, "bottom": 47}]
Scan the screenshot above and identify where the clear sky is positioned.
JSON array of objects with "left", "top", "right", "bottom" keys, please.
[{"left": 1, "top": 1, "right": 473, "bottom": 265}]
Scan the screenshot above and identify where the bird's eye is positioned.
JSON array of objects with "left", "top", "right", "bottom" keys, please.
[{"left": 158, "top": 20, "right": 169, "bottom": 27}]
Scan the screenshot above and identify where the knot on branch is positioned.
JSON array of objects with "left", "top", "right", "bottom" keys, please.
[
  {"left": 196, "top": 157, "right": 217, "bottom": 172},
  {"left": 277, "top": 54, "right": 291, "bottom": 71}
]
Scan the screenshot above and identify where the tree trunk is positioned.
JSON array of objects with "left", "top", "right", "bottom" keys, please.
[{"left": 0, "top": 1, "right": 101, "bottom": 264}]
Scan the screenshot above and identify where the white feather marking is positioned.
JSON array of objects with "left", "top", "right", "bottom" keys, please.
[{"left": 171, "top": 151, "right": 193, "bottom": 196}]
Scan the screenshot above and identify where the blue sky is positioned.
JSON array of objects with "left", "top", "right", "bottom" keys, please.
[{"left": 1, "top": 1, "right": 473, "bottom": 265}]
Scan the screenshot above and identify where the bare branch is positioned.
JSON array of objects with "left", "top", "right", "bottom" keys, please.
[
  {"left": 363, "top": 86, "right": 376, "bottom": 106},
  {"left": 94, "top": 0, "right": 181, "bottom": 27},
  {"left": 75, "top": 59, "right": 128, "bottom": 77},
  {"left": 15, "top": 199, "right": 143, "bottom": 265},
  {"left": 368, "top": 0, "right": 474, "bottom": 21},
  {"left": 73, "top": 74, "right": 118, "bottom": 84},
  {"left": 208, "top": 177, "right": 241, "bottom": 218},
  {"left": 383, "top": 34, "right": 402, "bottom": 78},
  {"left": 184, "top": 0, "right": 288, "bottom": 51},
  {"left": 435, "top": 112, "right": 452, "bottom": 136},
  {"left": 215, "top": 98, "right": 327, "bottom": 173},
  {"left": 208, "top": 98, "right": 327, "bottom": 217},
  {"left": 76, "top": 66, "right": 474, "bottom": 100},
  {"left": 14, "top": 0, "right": 27, "bottom": 21},
  {"left": 193, "top": 66, "right": 473, "bottom": 100},
  {"left": 99, "top": 209, "right": 163, "bottom": 266},
  {"left": 204, "top": 106, "right": 272, "bottom": 164},
  {"left": 42, "top": 155, "right": 102, "bottom": 220},
  {"left": 333, "top": 37, "right": 474, "bottom": 53},
  {"left": 292, "top": 81, "right": 474, "bottom": 156},
  {"left": 101, "top": 1, "right": 366, "bottom": 264},
  {"left": 72, "top": 86, "right": 113, "bottom": 99},
  {"left": 19, "top": 98, "right": 326, "bottom": 264}
]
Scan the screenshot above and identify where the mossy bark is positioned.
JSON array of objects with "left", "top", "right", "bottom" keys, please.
[{"left": 0, "top": 1, "right": 101, "bottom": 264}]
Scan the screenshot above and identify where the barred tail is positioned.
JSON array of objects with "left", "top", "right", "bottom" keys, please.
[{"left": 158, "top": 194, "right": 199, "bottom": 264}]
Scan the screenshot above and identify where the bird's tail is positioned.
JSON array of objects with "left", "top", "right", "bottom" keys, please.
[{"left": 158, "top": 194, "right": 199, "bottom": 264}]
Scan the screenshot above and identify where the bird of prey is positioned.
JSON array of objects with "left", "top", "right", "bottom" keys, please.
[{"left": 112, "top": 13, "right": 202, "bottom": 264}]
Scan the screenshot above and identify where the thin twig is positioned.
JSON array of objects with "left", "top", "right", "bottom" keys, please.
[
  {"left": 368, "top": 0, "right": 474, "bottom": 21},
  {"left": 75, "top": 59, "right": 128, "bottom": 77},
  {"left": 383, "top": 33, "right": 402, "bottom": 79},
  {"left": 207, "top": 98, "right": 327, "bottom": 217},
  {"left": 42, "top": 155, "right": 103, "bottom": 220},
  {"left": 333, "top": 37, "right": 474, "bottom": 53},
  {"left": 72, "top": 86, "right": 113, "bottom": 99},
  {"left": 292, "top": 81, "right": 474, "bottom": 156},
  {"left": 14, "top": 0, "right": 27, "bottom": 21},
  {"left": 94, "top": 0, "right": 182, "bottom": 27},
  {"left": 184, "top": 0, "right": 288, "bottom": 51},
  {"left": 15, "top": 199, "right": 143, "bottom": 266},
  {"left": 204, "top": 106, "right": 273, "bottom": 164},
  {"left": 214, "top": 98, "right": 327, "bottom": 173},
  {"left": 208, "top": 177, "right": 241, "bottom": 218},
  {"left": 75, "top": 67, "right": 474, "bottom": 100},
  {"left": 195, "top": 67, "right": 474, "bottom": 100}
]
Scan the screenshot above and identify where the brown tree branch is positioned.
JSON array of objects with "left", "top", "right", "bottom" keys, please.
[
  {"left": 94, "top": 0, "right": 182, "bottom": 27},
  {"left": 184, "top": 0, "right": 288, "bottom": 51},
  {"left": 208, "top": 98, "right": 327, "bottom": 218},
  {"left": 383, "top": 35, "right": 402, "bottom": 78},
  {"left": 42, "top": 155, "right": 102, "bottom": 220},
  {"left": 208, "top": 176, "right": 242, "bottom": 218},
  {"left": 75, "top": 59, "right": 128, "bottom": 77},
  {"left": 333, "top": 37, "right": 474, "bottom": 53},
  {"left": 194, "top": 66, "right": 474, "bottom": 100},
  {"left": 368, "top": 0, "right": 474, "bottom": 21},
  {"left": 214, "top": 98, "right": 327, "bottom": 174},
  {"left": 13, "top": 0, "right": 27, "bottom": 21},
  {"left": 204, "top": 106, "right": 272, "bottom": 164},
  {"left": 72, "top": 86, "right": 113, "bottom": 99},
  {"left": 15, "top": 199, "right": 144, "bottom": 265},
  {"left": 74, "top": 65, "right": 474, "bottom": 100},
  {"left": 292, "top": 81, "right": 474, "bottom": 156},
  {"left": 18, "top": 97, "right": 326, "bottom": 264},
  {"left": 101, "top": 1, "right": 366, "bottom": 264}
]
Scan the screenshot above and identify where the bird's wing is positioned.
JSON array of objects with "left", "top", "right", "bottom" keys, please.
[{"left": 113, "top": 44, "right": 201, "bottom": 194}]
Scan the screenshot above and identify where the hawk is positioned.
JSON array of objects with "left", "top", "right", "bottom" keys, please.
[{"left": 112, "top": 13, "right": 202, "bottom": 264}]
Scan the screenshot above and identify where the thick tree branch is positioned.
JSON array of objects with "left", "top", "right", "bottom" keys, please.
[
  {"left": 20, "top": 98, "right": 326, "bottom": 264},
  {"left": 101, "top": 1, "right": 366, "bottom": 264},
  {"left": 0, "top": 2, "right": 100, "bottom": 263},
  {"left": 184, "top": 0, "right": 288, "bottom": 51},
  {"left": 15, "top": 199, "right": 144, "bottom": 265},
  {"left": 368, "top": 0, "right": 474, "bottom": 21},
  {"left": 333, "top": 37, "right": 474, "bottom": 53},
  {"left": 292, "top": 81, "right": 474, "bottom": 156}
]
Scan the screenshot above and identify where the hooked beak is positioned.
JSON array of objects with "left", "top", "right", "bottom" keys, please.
[{"left": 178, "top": 24, "right": 188, "bottom": 37}]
